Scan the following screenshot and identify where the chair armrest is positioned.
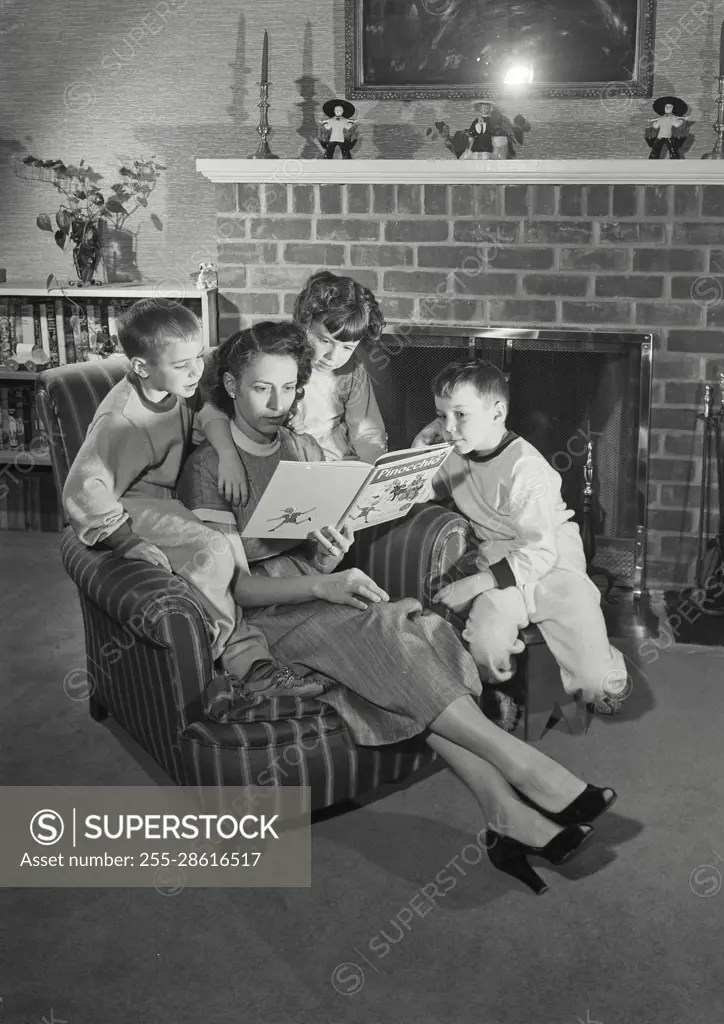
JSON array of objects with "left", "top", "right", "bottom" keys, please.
[
  {"left": 60, "top": 527, "right": 212, "bottom": 651},
  {"left": 352, "top": 502, "right": 472, "bottom": 605}
]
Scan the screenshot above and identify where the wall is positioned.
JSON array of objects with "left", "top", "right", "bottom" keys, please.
[
  {"left": 213, "top": 179, "right": 724, "bottom": 592},
  {"left": 0, "top": 0, "right": 721, "bottom": 286}
]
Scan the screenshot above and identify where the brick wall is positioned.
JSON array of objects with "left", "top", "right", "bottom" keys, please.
[{"left": 214, "top": 180, "right": 724, "bottom": 593}]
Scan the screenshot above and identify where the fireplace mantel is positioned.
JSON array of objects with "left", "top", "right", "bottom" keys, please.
[{"left": 197, "top": 157, "right": 724, "bottom": 186}]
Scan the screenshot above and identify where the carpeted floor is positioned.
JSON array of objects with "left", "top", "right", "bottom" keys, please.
[{"left": 3, "top": 532, "right": 724, "bottom": 1024}]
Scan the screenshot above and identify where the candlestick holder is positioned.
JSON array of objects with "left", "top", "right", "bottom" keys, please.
[
  {"left": 703, "top": 75, "right": 724, "bottom": 159},
  {"left": 249, "top": 80, "right": 279, "bottom": 160}
]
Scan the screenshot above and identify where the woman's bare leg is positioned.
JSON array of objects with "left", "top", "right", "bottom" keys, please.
[
  {"left": 426, "top": 733, "right": 563, "bottom": 849},
  {"left": 428, "top": 695, "right": 587, "bottom": 813}
]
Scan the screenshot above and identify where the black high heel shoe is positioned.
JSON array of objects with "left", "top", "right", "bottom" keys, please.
[
  {"left": 515, "top": 784, "right": 617, "bottom": 827},
  {"left": 487, "top": 822, "right": 595, "bottom": 895}
]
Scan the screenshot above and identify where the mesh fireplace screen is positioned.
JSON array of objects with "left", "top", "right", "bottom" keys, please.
[{"left": 360, "top": 329, "right": 651, "bottom": 591}]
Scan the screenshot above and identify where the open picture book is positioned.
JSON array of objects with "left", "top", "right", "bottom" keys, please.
[{"left": 241, "top": 443, "right": 454, "bottom": 540}]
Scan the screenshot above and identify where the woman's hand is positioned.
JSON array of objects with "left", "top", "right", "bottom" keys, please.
[
  {"left": 313, "top": 568, "right": 389, "bottom": 610},
  {"left": 411, "top": 419, "right": 444, "bottom": 449},
  {"left": 217, "top": 452, "right": 248, "bottom": 506},
  {"left": 308, "top": 524, "right": 354, "bottom": 573}
]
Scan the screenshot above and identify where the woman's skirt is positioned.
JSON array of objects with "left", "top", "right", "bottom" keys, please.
[{"left": 208, "top": 597, "right": 483, "bottom": 747}]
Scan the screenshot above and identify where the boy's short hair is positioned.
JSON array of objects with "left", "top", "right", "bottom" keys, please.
[
  {"left": 118, "top": 299, "right": 201, "bottom": 362},
  {"left": 432, "top": 359, "right": 509, "bottom": 406}
]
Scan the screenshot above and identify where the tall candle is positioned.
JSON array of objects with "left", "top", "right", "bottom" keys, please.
[
  {"left": 720, "top": 20, "right": 724, "bottom": 78},
  {"left": 261, "top": 30, "right": 269, "bottom": 82}
]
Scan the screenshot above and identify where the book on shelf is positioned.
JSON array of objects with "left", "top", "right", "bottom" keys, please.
[
  {"left": 241, "top": 443, "right": 453, "bottom": 540},
  {"left": 0, "top": 292, "right": 207, "bottom": 373}
]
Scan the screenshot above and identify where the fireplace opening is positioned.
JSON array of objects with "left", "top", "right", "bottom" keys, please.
[{"left": 360, "top": 327, "right": 652, "bottom": 596}]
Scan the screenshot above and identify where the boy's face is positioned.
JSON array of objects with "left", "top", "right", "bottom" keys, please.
[
  {"left": 434, "top": 382, "right": 507, "bottom": 455},
  {"left": 225, "top": 352, "right": 299, "bottom": 443},
  {"left": 137, "top": 333, "right": 205, "bottom": 398},
  {"left": 307, "top": 320, "right": 359, "bottom": 372}
]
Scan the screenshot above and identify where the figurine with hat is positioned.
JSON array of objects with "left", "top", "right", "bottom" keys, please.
[
  {"left": 463, "top": 100, "right": 495, "bottom": 158},
  {"left": 318, "top": 99, "right": 358, "bottom": 159},
  {"left": 645, "top": 96, "right": 690, "bottom": 160}
]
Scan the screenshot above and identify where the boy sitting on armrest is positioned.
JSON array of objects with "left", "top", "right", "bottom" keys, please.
[{"left": 423, "top": 358, "right": 629, "bottom": 715}]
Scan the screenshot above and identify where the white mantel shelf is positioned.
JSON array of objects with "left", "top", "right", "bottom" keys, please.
[{"left": 197, "top": 158, "right": 724, "bottom": 186}]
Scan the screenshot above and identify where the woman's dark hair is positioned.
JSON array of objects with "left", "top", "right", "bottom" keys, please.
[
  {"left": 202, "top": 320, "right": 314, "bottom": 426},
  {"left": 293, "top": 271, "right": 385, "bottom": 347}
]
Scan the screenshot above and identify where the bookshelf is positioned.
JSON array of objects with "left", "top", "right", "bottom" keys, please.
[{"left": 0, "top": 285, "right": 219, "bottom": 533}]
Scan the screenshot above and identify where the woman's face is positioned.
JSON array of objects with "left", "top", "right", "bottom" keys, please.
[
  {"left": 307, "top": 319, "right": 360, "bottom": 373},
  {"left": 224, "top": 352, "right": 299, "bottom": 443}
]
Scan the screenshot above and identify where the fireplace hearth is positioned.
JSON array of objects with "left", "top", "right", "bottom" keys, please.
[{"left": 361, "top": 326, "right": 652, "bottom": 596}]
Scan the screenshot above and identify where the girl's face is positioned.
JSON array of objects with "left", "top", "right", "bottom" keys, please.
[
  {"left": 224, "top": 352, "right": 299, "bottom": 444},
  {"left": 307, "top": 320, "right": 360, "bottom": 373}
]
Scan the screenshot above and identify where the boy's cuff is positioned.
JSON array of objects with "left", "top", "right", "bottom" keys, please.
[
  {"left": 97, "top": 522, "right": 135, "bottom": 552},
  {"left": 488, "top": 558, "right": 516, "bottom": 590}
]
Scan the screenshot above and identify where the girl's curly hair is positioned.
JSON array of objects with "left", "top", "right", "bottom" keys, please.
[
  {"left": 201, "top": 320, "right": 314, "bottom": 428},
  {"left": 293, "top": 271, "right": 385, "bottom": 347}
]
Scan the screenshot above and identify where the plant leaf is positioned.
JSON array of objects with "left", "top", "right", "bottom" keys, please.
[
  {"left": 56, "top": 209, "right": 72, "bottom": 231},
  {"left": 22, "top": 155, "right": 35, "bottom": 164},
  {"left": 36, "top": 213, "right": 53, "bottom": 231},
  {"left": 104, "top": 197, "right": 126, "bottom": 214},
  {"left": 54, "top": 229, "right": 67, "bottom": 249},
  {"left": 150, "top": 214, "right": 163, "bottom": 231},
  {"left": 46, "top": 273, "right": 57, "bottom": 290}
]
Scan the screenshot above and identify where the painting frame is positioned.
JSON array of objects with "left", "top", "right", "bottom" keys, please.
[{"left": 344, "top": 0, "right": 656, "bottom": 100}]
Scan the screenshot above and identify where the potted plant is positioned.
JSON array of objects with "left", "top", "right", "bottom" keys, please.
[{"left": 14, "top": 155, "right": 165, "bottom": 285}]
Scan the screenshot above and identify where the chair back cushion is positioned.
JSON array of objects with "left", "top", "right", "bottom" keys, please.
[{"left": 36, "top": 356, "right": 131, "bottom": 496}]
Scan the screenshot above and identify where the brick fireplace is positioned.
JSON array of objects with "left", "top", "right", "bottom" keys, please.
[{"left": 197, "top": 159, "right": 724, "bottom": 595}]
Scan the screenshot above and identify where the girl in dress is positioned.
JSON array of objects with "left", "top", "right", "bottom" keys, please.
[
  {"left": 176, "top": 320, "right": 617, "bottom": 896},
  {"left": 205, "top": 271, "right": 388, "bottom": 506}
]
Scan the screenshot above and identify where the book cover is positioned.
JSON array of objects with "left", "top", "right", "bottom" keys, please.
[
  {"left": 32, "top": 302, "right": 43, "bottom": 350},
  {"left": 86, "top": 300, "right": 102, "bottom": 360},
  {"left": 45, "top": 301, "right": 60, "bottom": 367},
  {"left": 0, "top": 388, "right": 9, "bottom": 448},
  {"left": 7, "top": 300, "right": 18, "bottom": 360},
  {"left": 0, "top": 300, "right": 10, "bottom": 363},
  {"left": 20, "top": 389, "right": 32, "bottom": 453},
  {"left": 16, "top": 302, "right": 35, "bottom": 367},
  {"left": 8, "top": 388, "right": 26, "bottom": 452},
  {"left": 76, "top": 302, "right": 90, "bottom": 361},
  {"left": 54, "top": 299, "right": 67, "bottom": 365},
  {"left": 31, "top": 399, "right": 49, "bottom": 458},
  {"left": 63, "top": 301, "right": 77, "bottom": 363},
  {"left": 241, "top": 443, "right": 453, "bottom": 540}
]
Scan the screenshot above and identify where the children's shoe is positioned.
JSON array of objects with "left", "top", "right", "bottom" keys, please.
[
  {"left": 246, "top": 665, "right": 327, "bottom": 701},
  {"left": 586, "top": 693, "right": 624, "bottom": 715}
]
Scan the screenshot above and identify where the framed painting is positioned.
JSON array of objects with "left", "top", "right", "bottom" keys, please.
[{"left": 344, "top": 0, "right": 656, "bottom": 100}]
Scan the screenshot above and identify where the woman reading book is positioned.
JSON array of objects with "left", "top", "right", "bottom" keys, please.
[{"left": 175, "top": 321, "right": 617, "bottom": 896}]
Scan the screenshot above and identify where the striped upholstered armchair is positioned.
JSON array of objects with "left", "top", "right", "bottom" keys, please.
[{"left": 35, "top": 356, "right": 484, "bottom": 811}]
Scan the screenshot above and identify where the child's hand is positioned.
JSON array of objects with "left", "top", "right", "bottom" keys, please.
[
  {"left": 411, "top": 419, "right": 444, "bottom": 449},
  {"left": 433, "top": 573, "right": 496, "bottom": 613},
  {"left": 217, "top": 452, "right": 248, "bottom": 506},
  {"left": 308, "top": 524, "right": 354, "bottom": 572},
  {"left": 120, "top": 539, "right": 172, "bottom": 573}
]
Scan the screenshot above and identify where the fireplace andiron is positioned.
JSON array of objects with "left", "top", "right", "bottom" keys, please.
[
  {"left": 581, "top": 441, "right": 617, "bottom": 603},
  {"left": 690, "top": 379, "right": 724, "bottom": 615}
]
